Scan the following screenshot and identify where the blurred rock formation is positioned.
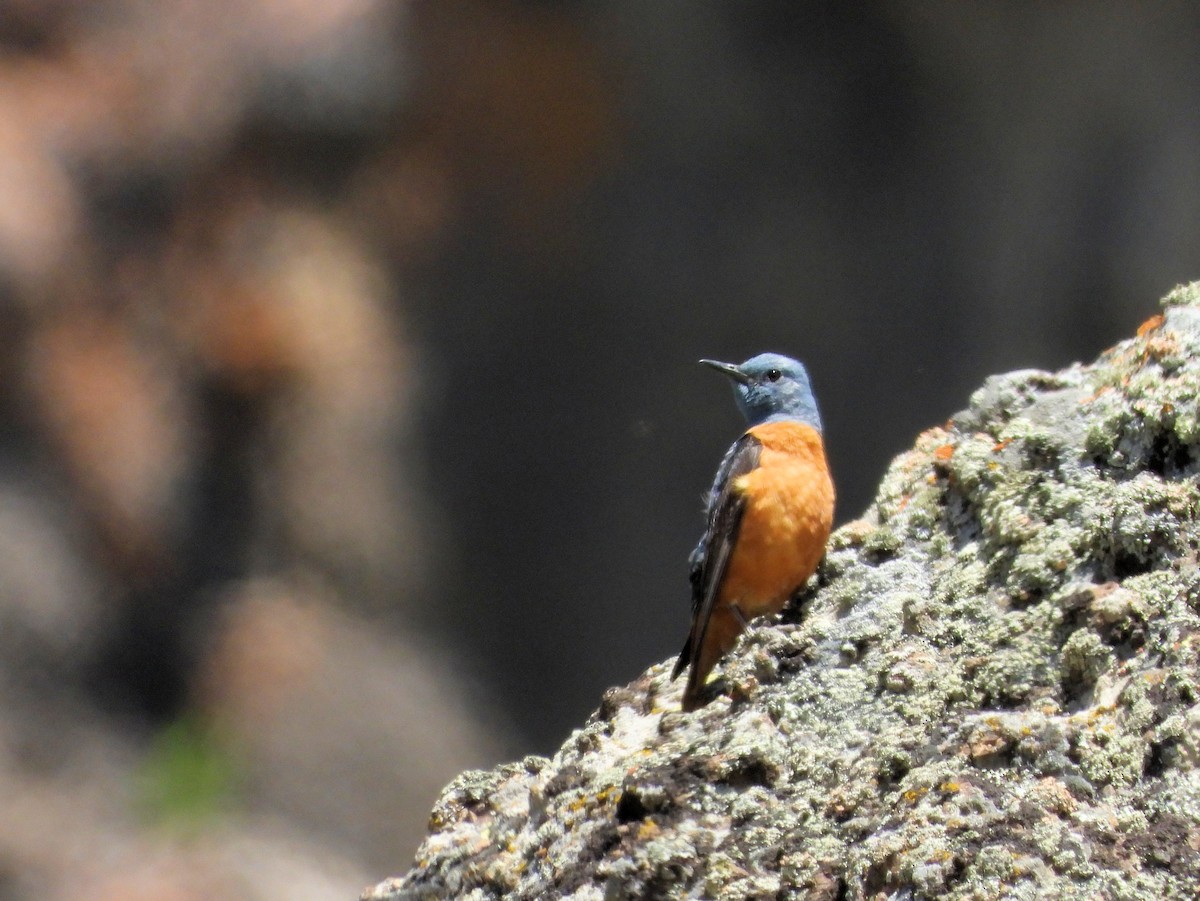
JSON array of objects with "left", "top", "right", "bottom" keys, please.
[{"left": 0, "top": 1, "right": 516, "bottom": 896}]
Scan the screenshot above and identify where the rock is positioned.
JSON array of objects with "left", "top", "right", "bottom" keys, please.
[{"left": 366, "top": 282, "right": 1200, "bottom": 900}]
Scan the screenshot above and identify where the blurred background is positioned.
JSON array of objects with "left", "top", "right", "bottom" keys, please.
[{"left": 0, "top": 0, "right": 1198, "bottom": 897}]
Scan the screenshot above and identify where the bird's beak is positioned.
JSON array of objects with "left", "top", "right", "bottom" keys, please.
[{"left": 699, "top": 358, "right": 752, "bottom": 385}]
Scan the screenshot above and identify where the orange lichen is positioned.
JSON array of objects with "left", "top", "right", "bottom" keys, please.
[
  {"left": 1137, "top": 313, "right": 1164, "bottom": 337},
  {"left": 636, "top": 820, "right": 661, "bottom": 840},
  {"left": 1079, "top": 385, "right": 1112, "bottom": 404}
]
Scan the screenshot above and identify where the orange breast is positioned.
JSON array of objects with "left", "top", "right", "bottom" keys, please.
[{"left": 717, "top": 421, "right": 835, "bottom": 617}]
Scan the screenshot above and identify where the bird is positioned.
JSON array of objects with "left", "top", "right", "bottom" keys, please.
[{"left": 672, "top": 353, "right": 835, "bottom": 712}]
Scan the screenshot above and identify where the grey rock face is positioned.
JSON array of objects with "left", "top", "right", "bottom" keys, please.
[{"left": 367, "top": 283, "right": 1200, "bottom": 900}]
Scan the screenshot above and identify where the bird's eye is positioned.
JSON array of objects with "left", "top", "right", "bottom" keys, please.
[{"left": 765, "top": 369, "right": 782, "bottom": 382}]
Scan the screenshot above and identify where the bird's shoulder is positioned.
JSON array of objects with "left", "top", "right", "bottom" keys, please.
[{"left": 706, "top": 432, "right": 763, "bottom": 509}]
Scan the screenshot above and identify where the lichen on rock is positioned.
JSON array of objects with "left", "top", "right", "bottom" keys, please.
[{"left": 366, "top": 282, "right": 1200, "bottom": 900}]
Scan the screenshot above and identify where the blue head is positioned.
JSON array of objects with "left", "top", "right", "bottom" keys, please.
[{"left": 700, "top": 352, "right": 823, "bottom": 430}]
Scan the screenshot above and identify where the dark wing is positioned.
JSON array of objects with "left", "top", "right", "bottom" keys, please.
[{"left": 671, "top": 432, "right": 762, "bottom": 680}]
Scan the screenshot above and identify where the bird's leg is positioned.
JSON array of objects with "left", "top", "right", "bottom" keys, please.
[{"left": 730, "top": 603, "right": 751, "bottom": 629}]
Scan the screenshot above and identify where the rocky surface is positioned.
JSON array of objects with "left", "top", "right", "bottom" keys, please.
[{"left": 367, "top": 283, "right": 1200, "bottom": 900}]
